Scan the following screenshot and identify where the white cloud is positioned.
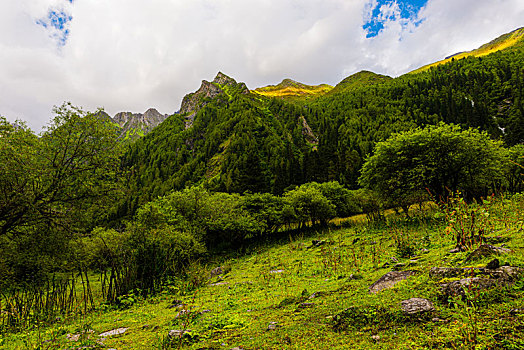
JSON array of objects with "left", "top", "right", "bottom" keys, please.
[{"left": 0, "top": 0, "right": 523, "bottom": 131}]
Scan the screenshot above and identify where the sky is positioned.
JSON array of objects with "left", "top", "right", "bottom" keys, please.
[{"left": 1, "top": 0, "right": 523, "bottom": 131}]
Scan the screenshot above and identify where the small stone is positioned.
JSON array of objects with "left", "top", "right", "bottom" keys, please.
[
  {"left": 401, "top": 298, "right": 435, "bottom": 315},
  {"left": 449, "top": 248, "right": 461, "bottom": 254},
  {"left": 267, "top": 322, "right": 278, "bottom": 330},
  {"left": 390, "top": 257, "right": 399, "bottom": 262},
  {"left": 270, "top": 269, "right": 284, "bottom": 274},
  {"left": 432, "top": 317, "right": 446, "bottom": 323},
  {"left": 308, "top": 292, "right": 320, "bottom": 299},
  {"left": 371, "top": 335, "right": 380, "bottom": 341},
  {"left": 168, "top": 329, "right": 189, "bottom": 338},
  {"left": 420, "top": 248, "right": 429, "bottom": 253}
]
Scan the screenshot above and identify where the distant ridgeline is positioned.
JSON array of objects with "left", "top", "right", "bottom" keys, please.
[
  {"left": 114, "top": 27, "right": 524, "bottom": 219},
  {"left": 97, "top": 108, "right": 169, "bottom": 142}
]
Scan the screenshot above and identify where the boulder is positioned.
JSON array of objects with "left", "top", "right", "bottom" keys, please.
[
  {"left": 439, "top": 277, "right": 496, "bottom": 298},
  {"left": 465, "top": 244, "right": 511, "bottom": 262},
  {"left": 400, "top": 298, "right": 435, "bottom": 315},
  {"left": 369, "top": 270, "right": 416, "bottom": 294}
]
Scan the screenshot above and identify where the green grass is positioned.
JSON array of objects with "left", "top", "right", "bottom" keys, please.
[{"left": 2, "top": 195, "right": 524, "bottom": 349}]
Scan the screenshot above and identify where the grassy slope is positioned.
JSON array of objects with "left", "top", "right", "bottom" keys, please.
[
  {"left": 411, "top": 27, "right": 524, "bottom": 73},
  {"left": 4, "top": 196, "right": 524, "bottom": 349},
  {"left": 253, "top": 79, "right": 333, "bottom": 102}
]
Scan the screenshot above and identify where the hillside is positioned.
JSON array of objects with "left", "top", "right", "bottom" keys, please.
[
  {"left": 115, "top": 28, "right": 524, "bottom": 220},
  {"left": 4, "top": 196, "right": 524, "bottom": 349},
  {"left": 253, "top": 79, "right": 333, "bottom": 102},
  {"left": 118, "top": 72, "right": 319, "bottom": 216},
  {"left": 327, "top": 70, "right": 392, "bottom": 95},
  {"left": 412, "top": 27, "right": 524, "bottom": 73}
]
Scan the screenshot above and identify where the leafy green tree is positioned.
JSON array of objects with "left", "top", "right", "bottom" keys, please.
[
  {"left": 0, "top": 103, "right": 124, "bottom": 283},
  {"left": 283, "top": 185, "right": 336, "bottom": 227},
  {"left": 359, "top": 123, "right": 508, "bottom": 205}
]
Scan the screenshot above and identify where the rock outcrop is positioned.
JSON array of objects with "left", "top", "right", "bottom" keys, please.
[
  {"left": 179, "top": 72, "right": 249, "bottom": 129},
  {"left": 369, "top": 270, "right": 417, "bottom": 294},
  {"left": 112, "top": 108, "right": 168, "bottom": 140}
]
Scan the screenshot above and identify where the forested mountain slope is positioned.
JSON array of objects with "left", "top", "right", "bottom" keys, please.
[{"left": 117, "top": 28, "right": 524, "bottom": 219}]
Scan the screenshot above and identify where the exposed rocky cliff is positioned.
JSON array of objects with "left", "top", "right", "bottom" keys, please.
[
  {"left": 113, "top": 108, "right": 169, "bottom": 140},
  {"left": 179, "top": 72, "right": 249, "bottom": 128}
]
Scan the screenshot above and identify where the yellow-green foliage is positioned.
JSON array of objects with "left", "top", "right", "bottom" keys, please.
[
  {"left": 412, "top": 27, "right": 524, "bottom": 74},
  {"left": 253, "top": 79, "right": 333, "bottom": 100}
]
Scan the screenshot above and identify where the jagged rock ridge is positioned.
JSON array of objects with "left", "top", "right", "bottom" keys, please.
[
  {"left": 179, "top": 72, "right": 249, "bottom": 128},
  {"left": 113, "top": 108, "right": 169, "bottom": 140}
]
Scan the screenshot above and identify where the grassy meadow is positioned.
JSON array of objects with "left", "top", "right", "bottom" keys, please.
[{"left": 2, "top": 194, "right": 524, "bottom": 349}]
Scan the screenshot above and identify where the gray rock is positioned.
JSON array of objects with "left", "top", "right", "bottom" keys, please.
[
  {"left": 267, "top": 322, "right": 278, "bottom": 330},
  {"left": 99, "top": 327, "right": 128, "bottom": 338},
  {"left": 168, "top": 329, "right": 190, "bottom": 338},
  {"left": 401, "top": 298, "right": 435, "bottom": 315},
  {"left": 369, "top": 270, "right": 416, "bottom": 294},
  {"left": 439, "top": 277, "right": 496, "bottom": 298},
  {"left": 270, "top": 269, "right": 284, "bottom": 274},
  {"left": 465, "top": 244, "right": 511, "bottom": 262}
]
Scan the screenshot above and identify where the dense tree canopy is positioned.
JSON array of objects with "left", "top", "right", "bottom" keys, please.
[
  {"left": 0, "top": 103, "right": 124, "bottom": 283},
  {"left": 359, "top": 123, "right": 508, "bottom": 204}
]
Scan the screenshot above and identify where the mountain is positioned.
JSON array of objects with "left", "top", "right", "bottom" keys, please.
[
  {"left": 113, "top": 108, "right": 169, "bottom": 140},
  {"left": 118, "top": 72, "right": 319, "bottom": 216},
  {"left": 412, "top": 27, "right": 524, "bottom": 73},
  {"left": 115, "top": 27, "right": 524, "bottom": 219},
  {"left": 253, "top": 79, "right": 332, "bottom": 102},
  {"left": 179, "top": 72, "right": 249, "bottom": 128}
]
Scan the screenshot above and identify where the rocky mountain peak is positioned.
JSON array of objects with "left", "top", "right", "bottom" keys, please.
[
  {"left": 112, "top": 108, "right": 168, "bottom": 141},
  {"left": 179, "top": 72, "right": 249, "bottom": 128}
]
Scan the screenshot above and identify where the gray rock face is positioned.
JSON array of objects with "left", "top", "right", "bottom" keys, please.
[
  {"left": 401, "top": 298, "right": 435, "bottom": 315},
  {"left": 439, "top": 277, "right": 496, "bottom": 298},
  {"left": 112, "top": 108, "right": 168, "bottom": 139},
  {"left": 369, "top": 270, "right": 417, "bottom": 294}
]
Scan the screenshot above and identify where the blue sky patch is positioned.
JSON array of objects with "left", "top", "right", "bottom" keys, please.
[
  {"left": 364, "top": 0, "right": 428, "bottom": 38},
  {"left": 36, "top": 5, "right": 73, "bottom": 46}
]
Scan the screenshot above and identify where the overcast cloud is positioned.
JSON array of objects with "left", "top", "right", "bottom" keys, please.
[{"left": 1, "top": 0, "right": 523, "bottom": 130}]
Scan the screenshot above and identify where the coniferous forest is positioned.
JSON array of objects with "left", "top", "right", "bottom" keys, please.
[{"left": 1, "top": 27, "right": 524, "bottom": 349}]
